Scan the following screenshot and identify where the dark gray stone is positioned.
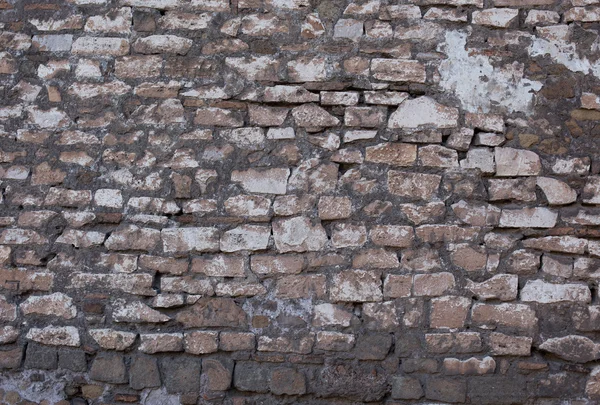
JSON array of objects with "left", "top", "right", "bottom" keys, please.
[
  {"left": 270, "top": 367, "right": 306, "bottom": 396},
  {"left": 355, "top": 333, "right": 392, "bottom": 360},
  {"left": 392, "top": 376, "right": 423, "bottom": 400},
  {"left": 90, "top": 353, "right": 127, "bottom": 384},
  {"left": 58, "top": 349, "right": 86, "bottom": 372},
  {"left": 0, "top": 348, "right": 23, "bottom": 369},
  {"left": 233, "top": 361, "right": 270, "bottom": 393},
  {"left": 130, "top": 356, "right": 161, "bottom": 390},
  {"left": 469, "top": 377, "right": 528, "bottom": 404},
  {"left": 25, "top": 343, "right": 57, "bottom": 370},
  {"left": 161, "top": 357, "right": 201, "bottom": 394},
  {"left": 201, "top": 357, "right": 233, "bottom": 391},
  {"left": 425, "top": 378, "right": 466, "bottom": 403},
  {"left": 312, "top": 362, "right": 389, "bottom": 402}
]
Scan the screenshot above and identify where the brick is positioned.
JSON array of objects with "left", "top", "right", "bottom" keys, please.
[
  {"left": 275, "top": 275, "right": 326, "bottom": 299},
  {"left": 565, "top": 6, "right": 600, "bottom": 22},
  {"left": 488, "top": 178, "right": 537, "bottom": 202},
  {"left": 365, "top": 143, "right": 417, "bottom": 166},
  {"left": 352, "top": 248, "right": 399, "bottom": 269},
  {"left": 89, "top": 329, "right": 136, "bottom": 351},
  {"left": 315, "top": 331, "right": 355, "bottom": 351},
  {"left": 272, "top": 217, "right": 327, "bottom": 252},
  {"left": 494, "top": 147, "right": 541, "bottom": 176},
  {"left": 389, "top": 97, "right": 459, "bottom": 129},
  {"left": 344, "top": 106, "right": 386, "bottom": 127},
  {"left": 105, "top": 225, "right": 160, "bottom": 251},
  {"left": 258, "top": 334, "right": 314, "bottom": 354},
  {"left": 220, "top": 225, "right": 270, "bottom": 252},
  {"left": 522, "top": 236, "right": 588, "bottom": 254},
  {"left": 471, "top": 303, "right": 537, "bottom": 333},
  {"left": 0, "top": 296, "right": 16, "bottom": 321},
  {"left": 134, "top": 35, "right": 192, "bottom": 55},
  {"left": 231, "top": 168, "right": 290, "bottom": 195},
  {"left": 226, "top": 56, "right": 280, "bottom": 81},
  {"left": 488, "top": 332, "right": 532, "bottom": 356},
  {"left": 21, "top": 292, "right": 76, "bottom": 319},
  {"left": 384, "top": 274, "right": 412, "bottom": 298},
  {"left": 371, "top": 59, "right": 426, "bottom": 83},
  {"left": 499, "top": 207, "right": 557, "bottom": 228},
  {"left": 388, "top": 171, "right": 441, "bottom": 200},
  {"left": 72, "top": 37, "right": 129, "bottom": 55},
  {"left": 520, "top": 280, "right": 591, "bottom": 304},
  {"left": 26, "top": 326, "right": 80, "bottom": 347},
  {"left": 414, "top": 273, "right": 455, "bottom": 296},
  {"left": 331, "top": 270, "right": 383, "bottom": 302},
  {"left": 313, "top": 303, "right": 353, "bottom": 327},
  {"left": 466, "top": 275, "right": 518, "bottom": 301},
  {"left": 363, "top": 301, "right": 399, "bottom": 330},
  {"left": 292, "top": 104, "right": 339, "bottom": 128},
  {"left": 318, "top": 196, "right": 352, "bottom": 220},
  {"left": 473, "top": 8, "right": 519, "bottom": 27},
  {"left": 176, "top": 298, "right": 247, "bottom": 328},
  {"left": 425, "top": 332, "right": 482, "bottom": 354},
  {"left": 220, "top": 332, "right": 255, "bottom": 351},
  {"left": 451, "top": 200, "right": 501, "bottom": 226},
  {"left": 161, "top": 227, "right": 220, "bottom": 253},
  {"left": 139, "top": 333, "right": 183, "bottom": 353},
  {"left": 537, "top": 177, "right": 577, "bottom": 205},
  {"left": 251, "top": 254, "right": 304, "bottom": 275},
  {"left": 0, "top": 326, "right": 19, "bottom": 344},
  {"left": 113, "top": 300, "right": 170, "bottom": 323},
  {"left": 333, "top": 19, "right": 363, "bottom": 40},
  {"left": 192, "top": 255, "right": 245, "bottom": 277},
  {"left": 443, "top": 356, "right": 495, "bottom": 375},
  {"left": 331, "top": 223, "right": 367, "bottom": 248},
  {"left": 430, "top": 296, "right": 471, "bottom": 329}
]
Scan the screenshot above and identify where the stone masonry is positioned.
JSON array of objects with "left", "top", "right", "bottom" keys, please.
[{"left": 1, "top": 0, "right": 600, "bottom": 403}]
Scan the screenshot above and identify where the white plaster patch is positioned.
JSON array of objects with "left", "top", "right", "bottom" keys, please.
[
  {"left": 528, "top": 31, "right": 600, "bottom": 78},
  {"left": 0, "top": 370, "right": 70, "bottom": 403},
  {"left": 437, "top": 30, "right": 543, "bottom": 114}
]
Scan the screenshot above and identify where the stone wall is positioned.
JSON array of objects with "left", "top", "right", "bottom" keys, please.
[{"left": 1, "top": 0, "right": 600, "bottom": 403}]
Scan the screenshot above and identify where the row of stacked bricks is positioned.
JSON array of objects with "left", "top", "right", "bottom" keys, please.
[{"left": 2, "top": 0, "right": 600, "bottom": 403}]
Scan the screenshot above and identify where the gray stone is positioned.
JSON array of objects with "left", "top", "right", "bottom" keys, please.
[
  {"left": 162, "top": 357, "right": 201, "bottom": 393},
  {"left": 313, "top": 362, "right": 388, "bottom": 402},
  {"left": 130, "top": 356, "right": 161, "bottom": 389},
  {"left": 25, "top": 343, "right": 57, "bottom": 370},
  {"left": 90, "top": 354, "right": 127, "bottom": 384},
  {"left": 58, "top": 349, "right": 87, "bottom": 372},
  {"left": 425, "top": 378, "right": 466, "bottom": 403},
  {"left": 392, "top": 376, "right": 424, "bottom": 399},
  {"left": 202, "top": 357, "right": 233, "bottom": 391},
  {"left": 468, "top": 377, "right": 527, "bottom": 404},
  {"left": 234, "top": 361, "right": 271, "bottom": 393},
  {"left": 355, "top": 333, "right": 392, "bottom": 360}
]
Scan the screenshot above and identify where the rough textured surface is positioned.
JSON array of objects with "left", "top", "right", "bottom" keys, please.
[{"left": 1, "top": 0, "right": 600, "bottom": 404}]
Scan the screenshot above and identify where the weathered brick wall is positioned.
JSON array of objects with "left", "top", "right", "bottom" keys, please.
[{"left": 1, "top": 0, "right": 600, "bottom": 403}]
